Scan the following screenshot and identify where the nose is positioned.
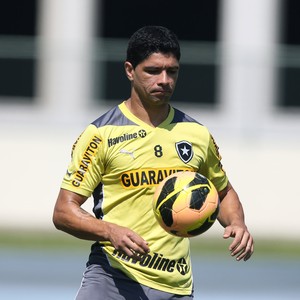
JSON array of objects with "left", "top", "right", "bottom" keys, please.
[{"left": 158, "top": 70, "right": 171, "bottom": 85}]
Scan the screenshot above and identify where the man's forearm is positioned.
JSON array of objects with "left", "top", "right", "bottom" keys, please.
[{"left": 217, "top": 185, "right": 246, "bottom": 228}]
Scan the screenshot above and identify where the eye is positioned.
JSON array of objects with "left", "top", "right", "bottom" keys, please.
[
  {"left": 167, "top": 69, "right": 178, "bottom": 75},
  {"left": 145, "top": 68, "right": 160, "bottom": 75}
]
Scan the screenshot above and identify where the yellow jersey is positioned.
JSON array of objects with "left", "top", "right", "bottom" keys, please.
[{"left": 61, "top": 101, "right": 228, "bottom": 295}]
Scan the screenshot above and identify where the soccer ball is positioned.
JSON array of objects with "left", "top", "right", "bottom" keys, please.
[{"left": 152, "top": 171, "right": 220, "bottom": 237}]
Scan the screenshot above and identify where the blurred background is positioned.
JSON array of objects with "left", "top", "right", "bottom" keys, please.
[{"left": 0, "top": 0, "right": 299, "bottom": 299}]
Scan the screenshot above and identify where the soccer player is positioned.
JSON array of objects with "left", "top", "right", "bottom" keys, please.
[{"left": 53, "top": 25, "right": 254, "bottom": 299}]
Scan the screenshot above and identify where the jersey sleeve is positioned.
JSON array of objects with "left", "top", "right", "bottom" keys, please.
[
  {"left": 202, "top": 134, "right": 228, "bottom": 192},
  {"left": 61, "top": 124, "right": 104, "bottom": 197}
]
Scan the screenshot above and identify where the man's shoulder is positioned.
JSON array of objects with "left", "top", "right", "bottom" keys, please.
[
  {"left": 171, "top": 107, "right": 203, "bottom": 125},
  {"left": 92, "top": 103, "right": 136, "bottom": 128}
]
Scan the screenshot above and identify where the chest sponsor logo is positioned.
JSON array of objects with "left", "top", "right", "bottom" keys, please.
[
  {"left": 108, "top": 130, "right": 147, "bottom": 147},
  {"left": 112, "top": 249, "right": 189, "bottom": 276},
  {"left": 120, "top": 167, "right": 191, "bottom": 189},
  {"left": 175, "top": 141, "right": 193, "bottom": 163}
]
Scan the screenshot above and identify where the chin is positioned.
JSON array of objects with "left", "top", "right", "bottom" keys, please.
[
  {"left": 153, "top": 100, "right": 169, "bottom": 107},
  {"left": 152, "top": 96, "right": 170, "bottom": 104}
]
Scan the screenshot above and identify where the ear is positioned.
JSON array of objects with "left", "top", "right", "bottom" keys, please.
[{"left": 124, "top": 61, "right": 134, "bottom": 81}]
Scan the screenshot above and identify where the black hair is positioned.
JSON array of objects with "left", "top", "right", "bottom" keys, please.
[{"left": 126, "top": 25, "right": 181, "bottom": 69}]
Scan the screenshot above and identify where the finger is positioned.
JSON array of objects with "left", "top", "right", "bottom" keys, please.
[
  {"left": 229, "top": 231, "right": 248, "bottom": 255},
  {"left": 242, "top": 240, "right": 254, "bottom": 261},
  {"left": 242, "top": 250, "right": 253, "bottom": 261},
  {"left": 236, "top": 246, "right": 252, "bottom": 261},
  {"left": 223, "top": 226, "right": 233, "bottom": 239},
  {"left": 129, "top": 248, "right": 144, "bottom": 261},
  {"left": 118, "top": 247, "right": 143, "bottom": 261},
  {"left": 123, "top": 241, "right": 149, "bottom": 257},
  {"left": 235, "top": 247, "right": 248, "bottom": 261},
  {"left": 127, "top": 233, "right": 150, "bottom": 254},
  {"left": 235, "top": 237, "right": 254, "bottom": 261},
  {"left": 119, "top": 241, "right": 146, "bottom": 260},
  {"left": 228, "top": 232, "right": 244, "bottom": 253},
  {"left": 128, "top": 241, "right": 150, "bottom": 256}
]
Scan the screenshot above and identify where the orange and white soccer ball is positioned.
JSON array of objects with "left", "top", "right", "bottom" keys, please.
[{"left": 153, "top": 171, "right": 220, "bottom": 238}]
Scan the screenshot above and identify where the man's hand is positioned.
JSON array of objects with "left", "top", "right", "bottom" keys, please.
[
  {"left": 217, "top": 182, "right": 254, "bottom": 261},
  {"left": 107, "top": 223, "right": 150, "bottom": 260},
  {"left": 223, "top": 224, "right": 254, "bottom": 261}
]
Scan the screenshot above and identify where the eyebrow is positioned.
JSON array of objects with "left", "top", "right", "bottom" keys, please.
[{"left": 144, "top": 65, "right": 179, "bottom": 70}]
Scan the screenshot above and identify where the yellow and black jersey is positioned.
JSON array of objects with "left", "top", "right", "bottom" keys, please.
[{"left": 61, "top": 101, "right": 228, "bottom": 295}]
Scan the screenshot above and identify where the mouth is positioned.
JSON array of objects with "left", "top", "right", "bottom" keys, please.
[{"left": 152, "top": 90, "right": 172, "bottom": 96}]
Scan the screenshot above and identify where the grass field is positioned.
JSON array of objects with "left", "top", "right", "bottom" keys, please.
[{"left": 1, "top": 229, "right": 299, "bottom": 259}]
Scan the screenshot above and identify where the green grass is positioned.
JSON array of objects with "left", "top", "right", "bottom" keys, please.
[
  {"left": 1, "top": 229, "right": 299, "bottom": 259},
  {"left": 191, "top": 236, "right": 300, "bottom": 259},
  {"left": 0, "top": 229, "right": 90, "bottom": 253}
]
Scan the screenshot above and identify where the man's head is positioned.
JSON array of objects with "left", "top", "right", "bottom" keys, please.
[{"left": 126, "top": 26, "right": 181, "bottom": 69}]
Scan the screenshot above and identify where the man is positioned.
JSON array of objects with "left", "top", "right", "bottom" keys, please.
[{"left": 53, "top": 25, "right": 254, "bottom": 299}]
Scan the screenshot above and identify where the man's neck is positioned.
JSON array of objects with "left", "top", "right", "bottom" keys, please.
[{"left": 125, "top": 98, "right": 170, "bottom": 127}]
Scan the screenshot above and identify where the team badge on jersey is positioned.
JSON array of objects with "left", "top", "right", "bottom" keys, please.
[{"left": 175, "top": 141, "right": 193, "bottom": 163}]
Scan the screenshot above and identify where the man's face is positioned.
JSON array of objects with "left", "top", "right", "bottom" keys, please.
[{"left": 125, "top": 52, "right": 180, "bottom": 107}]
